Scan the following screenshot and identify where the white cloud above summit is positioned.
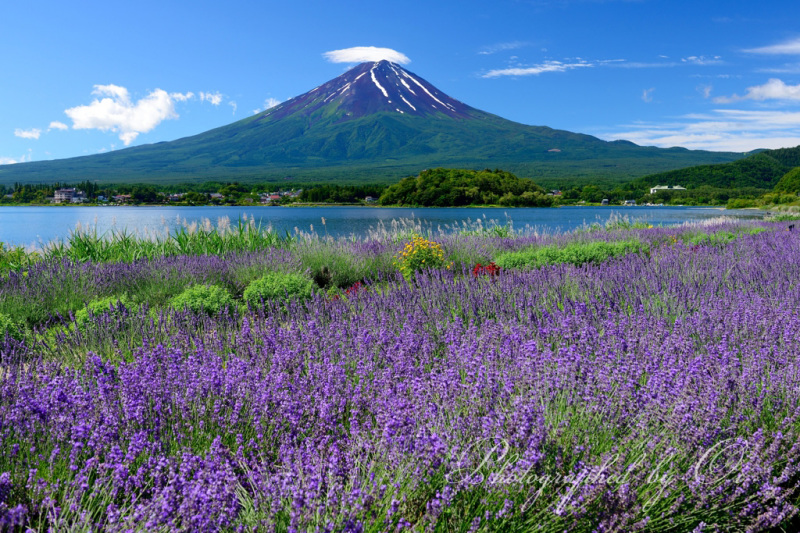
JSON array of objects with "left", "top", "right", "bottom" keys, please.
[{"left": 323, "top": 46, "right": 410, "bottom": 65}]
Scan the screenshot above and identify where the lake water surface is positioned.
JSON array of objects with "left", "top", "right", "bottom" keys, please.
[{"left": 0, "top": 205, "right": 765, "bottom": 248}]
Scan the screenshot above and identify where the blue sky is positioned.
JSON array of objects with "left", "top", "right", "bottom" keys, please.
[{"left": 3, "top": 0, "right": 800, "bottom": 166}]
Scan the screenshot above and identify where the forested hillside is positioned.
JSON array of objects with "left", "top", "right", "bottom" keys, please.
[{"left": 635, "top": 146, "right": 800, "bottom": 190}]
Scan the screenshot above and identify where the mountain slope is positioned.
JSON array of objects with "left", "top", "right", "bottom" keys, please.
[{"left": 0, "top": 61, "right": 747, "bottom": 185}]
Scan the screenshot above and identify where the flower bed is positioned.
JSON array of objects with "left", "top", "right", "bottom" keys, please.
[{"left": 1, "top": 220, "right": 799, "bottom": 531}]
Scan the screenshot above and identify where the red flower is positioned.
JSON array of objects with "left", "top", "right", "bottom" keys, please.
[{"left": 473, "top": 262, "right": 501, "bottom": 277}]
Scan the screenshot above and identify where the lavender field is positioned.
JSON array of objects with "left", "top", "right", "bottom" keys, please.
[{"left": 1, "top": 217, "right": 800, "bottom": 532}]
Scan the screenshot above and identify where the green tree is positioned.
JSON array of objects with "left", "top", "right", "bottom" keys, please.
[{"left": 775, "top": 167, "right": 800, "bottom": 194}]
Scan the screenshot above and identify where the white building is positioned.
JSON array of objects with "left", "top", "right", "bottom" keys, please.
[
  {"left": 650, "top": 185, "right": 686, "bottom": 195},
  {"left": 54, "top": 188, "right": 87, "bottom": 203}
]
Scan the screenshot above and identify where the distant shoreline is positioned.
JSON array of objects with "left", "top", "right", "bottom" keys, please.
[{"left": 0, "top": 202, "right": 737, "bottom": 209}]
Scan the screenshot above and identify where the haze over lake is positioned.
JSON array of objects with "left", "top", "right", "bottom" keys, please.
[{"left": 0, "top": 205, "right": 764, "bottom": 248}]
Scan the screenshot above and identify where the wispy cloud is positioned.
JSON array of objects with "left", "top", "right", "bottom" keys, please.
[
  {"left": 714, "top": 78, "right": 800, "bottom": 103},
  {"left": 642, "top": 88, "right": 655, "bottom": 103},
  {"left": 14, "top": 128, "right": 41, "bottom": 140},
  {"left": 483, "top": 60, "right": 592, "bottom": 77},
  {"left": 253, "top": 98, "right": 281, "bottom": 115},
  {"left": 601, "top": 108, "right": 800, "bottom": 152},
  {"left": 484, "top": 55, "right": 723, "bottom": 77},
  {"left": 65, "top": 84, "right": 181, "bottom": 145},
  {"left": 681, "top": 55, "right": 723, "bottom": 65},
  {"left": 744, "top": 38, "right": 800, "bottom": 55},
  {"left": 229, "top": 101, "right": 237, "bottom": 115},
  {"left": 171, "top": 92, "right": 195, "bottom": 102},
  {"left": 479, "top": 41, "right": 530, "bottom": 55},
  {"left": 323, "top": 46, "right": 410, "bottom": 65},
  {"left": 48, "top": 121, "right": 69, "bottom": 131},
  {"left": 758, "top": 63, "right": 800, "bottom": 74},
  {"left": 199, "top": 91, "right": 223, "bottom": 105}
]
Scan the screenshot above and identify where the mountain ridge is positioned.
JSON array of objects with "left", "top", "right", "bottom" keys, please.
[{"left": 0, "top": 60, "right": 748, "bottom": 185}]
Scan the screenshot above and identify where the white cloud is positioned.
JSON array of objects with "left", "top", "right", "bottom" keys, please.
[
  {"left": 323, "top": 46, "right": 410, "bottom": 65},
  {"left": 483, "top": 60, "right": 592, "bottom": 78},
  {"left": 758, "top": 63, "right": 800, "bottom": 74},
  {"left": 745, "top": 38, "right": 800, "bottom": 55},
  {"left": 48, "top": 121, "right": 69, "bottom": 131},
  {"left": 600, "top": 108, "right": 800, "bottom": 152},
  {"left": 479, "top": 41, "right": 529, "bottom": 55},
  {"left": 253, "top": 98, "right": 281, "bottom": 114},
  {"left": 681, "top": 55, "right": 723, "bottom": 65},
  {"left": 14, "top": 128, "right": 41, "bottom": 139},
  {"left": 171, "top": 92, "right": 195, "bottom": 102},
  {"left": 229, "top": 101, "right": 237, "bottom": 115},
  {"left": 698, "top": 85, "right": 713, "bottom": 99},
  {"left": 64, "top": 84, "right": 181, "bottom": 145},
  {"left": 714, "top": 78, "right": 800, "bottom": 103},
  {"left": 199, "top": 91, "right": 223, "bottom": 105},
  {"left": 642, "top": 88, "right": 655, "bottom": 103}
]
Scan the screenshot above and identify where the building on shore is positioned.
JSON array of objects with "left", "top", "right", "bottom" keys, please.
[
  {"left": 54, "top": 188, "right": 87, "bottom": 204},
  {"left": 650, "top": 185, "right": 686, "bottom": 195}
]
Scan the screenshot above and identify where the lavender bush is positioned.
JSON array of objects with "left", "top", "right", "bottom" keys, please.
[{"left": 1, "top": 220, "right": 798, "bottom": 531}]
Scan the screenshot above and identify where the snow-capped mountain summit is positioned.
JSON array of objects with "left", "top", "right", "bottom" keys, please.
[{"left": 261, "top": 60, "right": 474, "bottom": 122}]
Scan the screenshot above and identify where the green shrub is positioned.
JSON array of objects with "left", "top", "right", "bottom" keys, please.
[
  {"left": 169, "top": 285, "right": 235, "bottom": 315},
  {"left": 494, "top": 239, "right": 647, "bottom": 270},
  {"left": 683, "top": 227, "right": 766, "bottom": 246},
  {"left": 243, "top": 272, "right": 315, "bottom": 306},
  {"left": 74, "top": 295, "right": 134, "bottom": 325},
  {"left": 0, "top": 312, "right": 23, "bottom": 341},
  {"left": 0, "top": 242, "right": 39, "bottom": 276}
]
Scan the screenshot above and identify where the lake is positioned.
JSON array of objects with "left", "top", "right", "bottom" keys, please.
[{"left": 0, "top": 205, "right": 765, "bottom": 248}]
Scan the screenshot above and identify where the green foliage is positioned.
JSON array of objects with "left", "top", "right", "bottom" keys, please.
[
  {"left": 43, "top": 218, "right": 292, "bottom": 264},
  {"left": 459, "top": 222, "right": 514, "bottom": 238},
  {"left": 0, "top": 312, "right": 23, "bottom": 340},
  {"left": 74, "top": 295, "right": 134, "bottom": 326},
  {"left": 299, "top": 184, "right": 387, "bottom": 203},
  {"left": 169, "top": 285, "right": 235, "bottom": 315},
  {"left": 0, "top": 242, "right": 39, "bottom": 276},
  {"left": 494, "top": 239, "right": 648, "bottom": 270},
  {"left": 379, "top": 168, "right": 554, "bottom": 207},
  {"left": 726, "top": 198, "right": 759, "bottom": 209},
  {"left": 600, "top": 213, "right": 654, "bottom": 231},
  {"left": 774, "top": 167, "right": 800, "bottom": 194},
  {"left": 242, "top": 272, "right": 315, "bottom": 306},
  {"left": 636, "top": 147, "right": 800, "bottom": 191},
  {"left": 682, "top": 227, "right": 767, "bottom": 246}
]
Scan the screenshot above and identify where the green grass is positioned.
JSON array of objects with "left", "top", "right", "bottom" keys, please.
[
  {"left": 680, "top": 226, "right": 767, "bottom": 246},
  {"left": 493, "top": 239, "right": 649, "bottom": 270},
  {"left": 42, "top": 217, "right": 293, "bottom": 264}
]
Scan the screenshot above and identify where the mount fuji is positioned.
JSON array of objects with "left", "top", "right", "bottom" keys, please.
[{"left": 0, "top": 60, "right": 745, "bottom": 185}]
